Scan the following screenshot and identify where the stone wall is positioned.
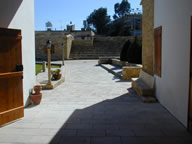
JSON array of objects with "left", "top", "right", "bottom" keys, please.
[
  {"left": 35, "top": 31, "right": 66, "bottom": 61},
  {"left": 141, "top": 0, "right": 154, "bottom": 75},
  {"left": 70, "top": 36, "right": 136, "bottom": 59},
  {"left": 35, "top": 31, "right": 93, "bottom": 61},
  {"left": 70, "top": 30, "right": 95, "bottom": 40},
  {"left": 72, "top": 39, "right": 93, "bottom": 47},
  {"left": 36, "top": 30, "right": 140, "bottom": 60}
]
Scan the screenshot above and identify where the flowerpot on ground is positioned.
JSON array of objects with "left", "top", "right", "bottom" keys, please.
[
  {"left": 30, "top": 85, "right": 42, "bottom": 105},
  {"left": 34, "top": 85, "right": 42, "bottom": 94},
  {"left": 30, "top": 93, "right": 42, "bottom": 105},
  {"left": 51, "top": 69, "right": 61, "bottom": 81},
  {"left": 58, "top": 73, "right": 62, "bottom": 80}
]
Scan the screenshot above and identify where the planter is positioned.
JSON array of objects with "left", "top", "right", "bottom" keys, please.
[
  {"left": 34, "top": 85, "right": 42, "bottom": 94},
  {"left": 51, "top": 69, "right": 61, "bottom": 80},
  {"left": 30, "top": 85, "right": 42, "bottom": 105},
  {"left": 30, "top": 93, "right": 42, "bottom": 105},
  {"left": 58, "top": 74, "right": 62, "bottom": 80}
]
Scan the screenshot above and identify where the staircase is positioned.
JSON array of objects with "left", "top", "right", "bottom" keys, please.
[{"left": 70, "top": 37, "right": 129, "bottom": 59}]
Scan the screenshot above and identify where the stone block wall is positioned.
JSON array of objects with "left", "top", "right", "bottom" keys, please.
[
  {"left": 72, "top": 39, "right": 93, "bottom": 47},
  {"left": 70, "top": 36, "right": 135, "bottom": 59},
  {"left": 141, "top": 0, "right": 154, "bottom": 75},
  {"left": 35, "top": 31, "right": 66, "bottom": 61},
  {"left": 35, "top": 31, "right": 93, "bottom": 61},
  {"left": 36, "top": 30, "right": 141, "bottom": 60},
  {"left": 122, "top": 66, "right": 142, "bottom": 80}
]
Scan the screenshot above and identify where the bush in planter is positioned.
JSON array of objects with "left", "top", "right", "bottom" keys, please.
[
  {"left": 51, "top": 69, "right": 61, "bottom": 80},
  {"left": 120, "top": 37, "right": 142, "bottom": 64},
  {"left": 120, "top": 40, "right": 131, "bottom": 61}
]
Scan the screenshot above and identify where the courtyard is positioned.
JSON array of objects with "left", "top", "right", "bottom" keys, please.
[{"left": 0, "top": 60, "right": 192, "bottom": 144}]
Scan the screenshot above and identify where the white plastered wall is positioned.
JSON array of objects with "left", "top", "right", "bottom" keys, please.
[
  {"left": 154, "top": 0, "right": 192, "bottom": 127},
  {"left": 0, "top": 0, "right": 35, "bottom": 105}
]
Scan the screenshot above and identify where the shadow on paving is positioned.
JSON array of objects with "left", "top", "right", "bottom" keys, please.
[
  {"left": 111, "top": 66, "right": 122, "bottom": 71},
  {"left": 49, "top": 88, "right": 192, "bottom": 144}
]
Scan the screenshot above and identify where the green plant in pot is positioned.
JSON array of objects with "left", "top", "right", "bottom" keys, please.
[{"left": 51, "top": 69, "right": 62, "bottom": 80}]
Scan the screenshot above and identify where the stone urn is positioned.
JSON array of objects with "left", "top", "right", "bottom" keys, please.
[{"left": 30, "top": 85, "right": 42, "bottom": 105}]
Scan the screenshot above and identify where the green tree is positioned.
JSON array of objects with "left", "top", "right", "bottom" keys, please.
[
  {"left": 114, "top": 0, "right": 131, "bottom": 18},
  {"left": 87, "top": 8, "right": 111, "bottom": 34}
]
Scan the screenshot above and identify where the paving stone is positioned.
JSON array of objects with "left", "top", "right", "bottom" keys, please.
[
  {"left": 93, "top": 124, "right": 119, "bottom": 130},
  {"left": 77, "top": 129, "right": 105, "bottom": 136},
  {"left": 132, "top": 127, "right": 165, "bottom": 137},
  {"left": 92, "top": 137, "right": 122, "bottom": 144},
  {"left": 65, "top": 123, "right": 93, "bottom": 130},
  {"left": 40, "top": 123, "right": 65, "bottom": 129},
  {"left": 58, "top": 136, "right": 90, "bottom": 144},
  {"left": 1, "top": 60, "right": 192, "bottom": 144},
  {"left": 121, "top": 137, "right": 157, "bottom": 144},
  {"left": 106, "top": 129, "right": 135, "bottom": 136},
  {"left": 53, "top": 129, "right": 77, "bottom": 136}
]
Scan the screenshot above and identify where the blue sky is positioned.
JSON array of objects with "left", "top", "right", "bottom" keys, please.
[{"left": 35, "top": 0, "right": 142, "bottom": 30}]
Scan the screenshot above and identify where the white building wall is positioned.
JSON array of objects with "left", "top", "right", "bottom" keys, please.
[
  {"left": 0, "top": 0, "right": 35, "bottom": 105},
  {"left": 154, "top": 0, "right": 192, "bottom": 127}
]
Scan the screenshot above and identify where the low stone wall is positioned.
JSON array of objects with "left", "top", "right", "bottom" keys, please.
[
  {"left": 112, "top": 59, "right": 141, "bottom": 67},
  {"left": 98, "top": 58, "right": 112, "bottom": 64},
  {"left": 112, "top": 59, "right": 129, "bottom": 67},
  {"left": 122, "top": 66, "right": 142, "bottom": 80},
  {"left": 99, "top": 58, "right": 142, "bottom": 80}
]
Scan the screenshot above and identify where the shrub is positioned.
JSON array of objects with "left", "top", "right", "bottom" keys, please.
[
  {"left": 120, "top": 40, "right": 131, "bottom": 61},
  {"left": 120, "top": 37, "right": 142, "bottom": 64},
  {"left": 51, "top": 69, "right": 61, "bottom": 80}
]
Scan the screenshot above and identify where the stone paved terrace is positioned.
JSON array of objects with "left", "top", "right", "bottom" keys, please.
[{"left": 0, "top": 60, "right": 192, "bottom": 144}]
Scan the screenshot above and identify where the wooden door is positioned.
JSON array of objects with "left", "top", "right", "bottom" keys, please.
[
  {"left": 189, "top": 16, "right": 192, "bottom": 131},
  {"left": 154, "top": 26, "right": 162, "bottom": 77},
  {"left": 0, "top": 28, "right": 24, "bottom": 126}
]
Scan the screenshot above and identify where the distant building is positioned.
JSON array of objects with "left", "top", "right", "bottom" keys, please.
[
  {"left": 114, "top": 14, "right": 142, "bottom": 36},
  {"left": 45, "top": 21, "right": 53, "bottom": 31},
  {"left": 67, "top": 22, "right": 75, "bottom": 31}
]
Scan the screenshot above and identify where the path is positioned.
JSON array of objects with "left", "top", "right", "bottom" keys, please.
[{"left": 0, "top": 60, "right": 192, "bottom": 144}]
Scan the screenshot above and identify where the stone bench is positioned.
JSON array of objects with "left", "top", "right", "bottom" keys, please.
[
  {"left": 131, "top": 70, "right": 156, "bottom": 102},
  {"left": 98, "top": 58, "right": 112, "bottom": 64}
]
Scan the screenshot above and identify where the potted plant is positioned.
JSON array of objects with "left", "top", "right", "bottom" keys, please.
[
  {"left": 29, "top": 85, "right": 42, "bottom": 105},
  {"left": 51, "top": 69, "right": 62, "bottom": 80}
]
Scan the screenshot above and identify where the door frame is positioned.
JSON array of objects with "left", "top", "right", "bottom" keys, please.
[{"left": 188, "top": 16, "right": 192, "bottom": 131}]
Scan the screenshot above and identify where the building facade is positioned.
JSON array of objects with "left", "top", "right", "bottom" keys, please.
[
  {"left": 141, "top": 0, "right": 192, "bottom": 129},
  {"left": 154, "top": 0, "right": 192, "bottom": 128},
  {"left": 0, "top": 0, "right": 35, "bottom": 105}
]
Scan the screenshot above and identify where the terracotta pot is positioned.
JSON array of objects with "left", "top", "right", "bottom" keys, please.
[
  {"left": 34, "top": 86, "right": 42, "bottom": 94},
  {"left": 30, "top": 93, "right": 42, "bottom": 105},
  {"left": 58, "top": 74, "right": 62, "bottom": 80}
]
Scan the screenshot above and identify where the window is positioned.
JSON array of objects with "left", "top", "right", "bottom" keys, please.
[{"left": 154, "top": 26, "right": 162, "bottom": 77}]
